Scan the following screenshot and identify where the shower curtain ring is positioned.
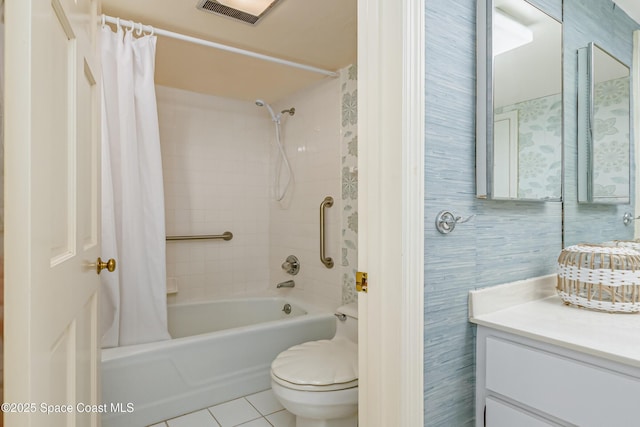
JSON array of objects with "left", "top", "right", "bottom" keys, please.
[
  {"left": 116, "top": 17, "right": 120, "bottom": 30},
  {"left": 136, "top": 22, "right": 143, "bottom": 36},
  {"left": 101, "top": 14, "right": 106, "bottom": 27}
]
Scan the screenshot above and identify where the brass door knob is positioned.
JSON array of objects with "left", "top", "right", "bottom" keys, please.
[{"left": 96, "top": 257, "right": 116, "bottom": 275}]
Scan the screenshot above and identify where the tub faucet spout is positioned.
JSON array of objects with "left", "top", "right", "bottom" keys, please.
[{"left": 277, "top": 280, "right": 295, "bottom": 288}]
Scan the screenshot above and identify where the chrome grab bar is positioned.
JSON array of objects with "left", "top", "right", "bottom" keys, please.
[
  {"left": 166, "top": 232, "right": 233, "bottom": 241},
  {"left": 320, "top": 196, "right": 334, "bottom": 268}
]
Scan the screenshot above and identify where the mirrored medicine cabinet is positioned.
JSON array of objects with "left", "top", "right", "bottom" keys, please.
[
  {"left": 477, "top": 0, "right": 563, "bottom": 201},
  {"left": 577, "top": 42, "right": 631, "bottom": 205}
]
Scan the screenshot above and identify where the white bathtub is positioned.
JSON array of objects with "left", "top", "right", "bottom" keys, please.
[{"left": 101, "top": 297, "right": 336, "bottom": 427}]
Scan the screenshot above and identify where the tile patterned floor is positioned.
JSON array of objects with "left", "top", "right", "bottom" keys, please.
[{"left": 147, "top": 389, "right": 295, "bottom": 427}]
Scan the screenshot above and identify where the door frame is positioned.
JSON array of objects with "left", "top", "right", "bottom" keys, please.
[
  {"left": 634, "top": 30, "right": 640, "bottom": 239},
  {"left": 358, "top": 0, "right": 425, "bottom": 425}
]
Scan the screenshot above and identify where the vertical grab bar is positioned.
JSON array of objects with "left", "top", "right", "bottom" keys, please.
[{"left": 320, "top": 196, "right": 334, "bottom": 268}]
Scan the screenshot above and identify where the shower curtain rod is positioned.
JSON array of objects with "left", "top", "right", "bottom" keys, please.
[{"left": 101, "top": 15, "right": 339, "bottom": 78}]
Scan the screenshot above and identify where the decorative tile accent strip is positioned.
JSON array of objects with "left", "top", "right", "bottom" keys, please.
[{"left": 341, "top": 64, "right": 358, "bottom": 304}]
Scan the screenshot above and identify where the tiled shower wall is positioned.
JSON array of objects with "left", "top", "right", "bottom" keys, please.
[
  {"left": 158, "top": 68, "right": 350, "bottom": 307},
  {"left": 158, "top": 86, "right": 271, "bottom": 302},
  {"left": 268, "top": 77, "right": 343, "bottom": 307}
]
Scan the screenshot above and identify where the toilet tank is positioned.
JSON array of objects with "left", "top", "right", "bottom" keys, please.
[{"left": 335, "top": 303, "right": 358, "bottom": 343}]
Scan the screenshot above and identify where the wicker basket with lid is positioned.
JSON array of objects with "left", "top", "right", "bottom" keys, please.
[
  {"left": 557, "top": 243, "right": 640, "bottom": 313},
  {"left": 610, "top": 240, "right": 640, "bottom": 251}
]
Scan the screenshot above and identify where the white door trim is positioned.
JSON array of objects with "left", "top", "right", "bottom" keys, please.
[
  {"left": 633, "top": 30, "right": 640, "bottom": 239},
  {"left": 358, "top": 0, "right": 425, "bottom": 425}
]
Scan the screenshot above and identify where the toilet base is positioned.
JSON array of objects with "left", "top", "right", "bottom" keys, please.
[
  {"left": 296, "top": 413, "right": 358, "bottom": 427},
  {"left": 270, "top": 379, "right": 358, "bottom": 425}
]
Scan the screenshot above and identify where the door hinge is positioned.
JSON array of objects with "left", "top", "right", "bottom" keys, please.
[
  {"left": 356, "top": 271, "right": 368, "bottom": 293},
  {"left": 484, "top": 404, "right": 487, "bottom": 427}
]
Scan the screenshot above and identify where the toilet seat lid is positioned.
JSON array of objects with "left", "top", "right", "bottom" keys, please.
[{"left": 271, "top": 337, "right": 358, "bottom": 388}]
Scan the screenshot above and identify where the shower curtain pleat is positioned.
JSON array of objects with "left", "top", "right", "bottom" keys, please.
[{"left": 100, "top": 25, "right": 171, "bottom": 347}]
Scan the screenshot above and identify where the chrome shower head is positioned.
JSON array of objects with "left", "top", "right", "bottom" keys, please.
[{"left": 255, "top": 99, "right": 278, "bottom": 122}]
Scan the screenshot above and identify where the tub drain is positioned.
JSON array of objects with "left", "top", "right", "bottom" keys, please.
[{"left": 282, "top": 303, "right": 292, "bottom": 315}]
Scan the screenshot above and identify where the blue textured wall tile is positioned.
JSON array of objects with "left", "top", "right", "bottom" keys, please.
[{"left": 423, "top": 0, "right": 637, "bottom": 425}]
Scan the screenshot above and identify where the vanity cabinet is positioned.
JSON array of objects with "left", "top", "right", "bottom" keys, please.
[{"left": 475, "top": 327, "right": 640, "bottom": 427}]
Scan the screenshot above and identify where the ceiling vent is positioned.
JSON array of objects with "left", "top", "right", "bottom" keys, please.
[{"left": 196, "top": 0, "right": 284, "bottom": 25}]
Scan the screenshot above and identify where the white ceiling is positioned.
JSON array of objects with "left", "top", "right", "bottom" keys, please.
[
  {"left": 100, "top": 0, "right": 640, "bottom": 104},
  {"left": 101, "top": 0, "right": 357, "bottom": 103},
  {"left": 615, "top": 0, "right": 640, "bottom": 24}
]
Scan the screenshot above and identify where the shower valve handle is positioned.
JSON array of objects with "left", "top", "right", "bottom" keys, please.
[{"left": 281, "top": 255, "right": 300, "bottom": 275}]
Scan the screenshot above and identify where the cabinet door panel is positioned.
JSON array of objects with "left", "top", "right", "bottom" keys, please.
[
  {"left": 486, "top": 337, "right": 640, "bottom": 426},
  {"left": 486, "top": 397, "right": 557, "bottom": 427}
]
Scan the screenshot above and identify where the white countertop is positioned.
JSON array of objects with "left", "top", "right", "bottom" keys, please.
[{"left": 469, "top": 275, "right": 640, "bottom": 368}]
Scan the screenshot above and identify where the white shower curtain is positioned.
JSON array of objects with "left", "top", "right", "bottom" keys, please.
[{"left": 100, "top": 24, "right": 171, "bottom": 347}]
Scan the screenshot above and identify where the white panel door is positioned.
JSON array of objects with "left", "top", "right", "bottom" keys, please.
[{"left": 5, "top": 0, "right": 102, "bottom": 426}]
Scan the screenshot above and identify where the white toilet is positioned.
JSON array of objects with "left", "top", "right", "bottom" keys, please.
[{"left": 270, "top": 303, "right": 358, "bottom": 427}]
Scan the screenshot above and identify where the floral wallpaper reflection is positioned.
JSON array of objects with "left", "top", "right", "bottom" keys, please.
[
  {"left": 593, "top": 77, "right": 629, "bottom": 201},
  {"left": 495, "top": 93, "right": 562, "bottom": 199}
]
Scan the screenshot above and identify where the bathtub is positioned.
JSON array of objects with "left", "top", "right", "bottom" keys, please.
[{"left": 101, "top": 296, "right": 336, "bottom": 427}]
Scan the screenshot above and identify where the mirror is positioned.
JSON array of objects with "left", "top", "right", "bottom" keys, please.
[
  {"left": 560, "top": 0, "right": 637, "bottom": 249},
  {"left": 477, "top": 0, "right": 562, "bottom": 201},
  {"left": 577, "top": 43, "right": 631, "bottom": 204}
]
